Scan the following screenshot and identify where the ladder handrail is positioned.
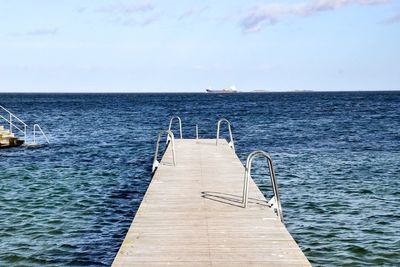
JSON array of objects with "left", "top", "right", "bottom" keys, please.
[
  {"left": 0, "top": 105, "right": 28, "bottom": 127},
  {"left": 0, "top": 114, "right": 26, "bottom": 134},
  {"left": 216, "top": 118, "right": 235, "bottom": 151},
  {"left": 242, "top": 150, "right": 284, "bottom": 223},
  {"left": 168, "top": 116, "right": 183, "bottom": 140},
  {"left": 0, "top": 105, "right": 27, "bottom": 140},
  {"left": 153, "top": 130, "right": 176, "bottom": 173},
  {"left": 33, "top": 124, "right": 50, "bottom": 144}
]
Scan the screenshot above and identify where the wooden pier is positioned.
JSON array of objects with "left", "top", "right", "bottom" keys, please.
[
  {"left": 113, "top": 139, "right": 311, "bottom": 266},
  {"left": 0, "top": 125, "right": 24, "bottom": 148}
]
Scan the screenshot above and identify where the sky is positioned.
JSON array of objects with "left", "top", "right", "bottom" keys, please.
[{"left": 0, "top": 0, "right": 399, "bottom": 92}]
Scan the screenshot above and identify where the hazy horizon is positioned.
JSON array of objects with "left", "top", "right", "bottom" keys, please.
[{"left": 1, "top": 89, "right": 399, "bottom": 94}]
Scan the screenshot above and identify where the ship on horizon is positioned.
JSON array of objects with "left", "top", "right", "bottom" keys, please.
[{"left": 206, "top": 85, "right": 238, "bottom": 94}]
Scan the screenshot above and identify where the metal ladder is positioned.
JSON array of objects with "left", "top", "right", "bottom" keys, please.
[
  {"left": 242, "top": 150, "right": 284, "bottom": 222},
  {"left": 216, "top": 118, "right": 235, "bottom": 151},
  {"left": 152, "top": 130, "right": 176, "bottom": 173},
  {"left": 33, "top": 124, "right": 50, "bottom": 145},
  {"left": 167, "top": 116, "right": 182, "bottom": 143}
]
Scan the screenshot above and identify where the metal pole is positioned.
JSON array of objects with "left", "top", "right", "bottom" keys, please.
[
  {"left": 196, "top": 125, "right": 198, "bottom": 140},
  {"left": 33, "top": 125, "right": 36, "bottom": 144},
  {"left": 9, "top": 114, "right": 12, "bottom": 133},
  {"left": 216, "top": 121, "right": 220, "bottom": 145}
]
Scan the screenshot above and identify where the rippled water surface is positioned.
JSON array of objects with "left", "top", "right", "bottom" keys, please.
[{"left": 1, "top": 92, "right": 399, "bottom": 266}]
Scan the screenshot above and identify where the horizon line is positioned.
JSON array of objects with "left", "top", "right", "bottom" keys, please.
[{"left": 0, "top": 89, "right": 399, "bottom": 94}]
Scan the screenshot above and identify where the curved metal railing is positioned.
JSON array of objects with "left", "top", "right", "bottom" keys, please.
[
  {"left": 153, "top": 130, "right": 176, "bottom": 173},
  {"left": 168, "top": 116, "right": 182, "bottom": 138},
  {"left": 33, "top": 124, "right": 50, "bottom": 144},
  {"left": 242, "top": 150, "right": 283, "bottom": 222},
  {"left": 216, "top": 118, "right": 235, "bottom": 151}
]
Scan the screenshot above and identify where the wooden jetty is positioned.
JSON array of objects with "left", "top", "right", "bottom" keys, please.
[
  {"left": 0, "top": 125, "right": 24, "bottom": 148},
  {"left": 113, "top": 137, "right": 311, "bottom": 266},
  {"left": 0, "top": 105, "right": 50, "bottom": 148}
]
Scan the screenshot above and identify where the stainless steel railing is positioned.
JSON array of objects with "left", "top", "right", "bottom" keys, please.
[
  {"left": 0, "top": 105, "right": 27, "bottom": 140},
  {"left": 153, "top": 130, "right": 176, "bottom": 173},
  {"left": 216, "top": 118, "right": 235, "bottom": 151},
  {"left": 33, "top": 124, "right": 50, "bottom": 145},
  {"left": 168, "top": 116, "right": 182, "bottom": 139},
  {"left": 242, "top": 150, "right": 284, "bottom": 223}
]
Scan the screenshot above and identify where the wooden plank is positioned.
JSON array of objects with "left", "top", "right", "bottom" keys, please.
[{"left": 113, "top": 139, "right": 311, "bottom": 267}]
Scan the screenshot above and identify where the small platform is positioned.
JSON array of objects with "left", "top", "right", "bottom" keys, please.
[
  {"left": 113, "top": 139, "right": 311, "bottom": 266},
  {"left": 0, "top": 125, "right": 24, "bottom": 148}
]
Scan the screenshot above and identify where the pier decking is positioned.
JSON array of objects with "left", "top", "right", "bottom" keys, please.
[{"left": 113, "top": 139, "right": 311, "bottom": 266}]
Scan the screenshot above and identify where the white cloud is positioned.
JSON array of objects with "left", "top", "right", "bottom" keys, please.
[
  {"left": 178, "top": 6, "right": 209, "bottom": 21},
  {"left": 240, "top": 0, "right": 388, "bottom": 32},
  {"left": 96, "top": 2, "right": 154, "bottom": 14},
  {"left": 384, "top": 13, "right": 400, "bottom": 24},
  {"left": 94, "top": 1, "right": 161, "bottom": 27},
  {"left": 27, "top": 28, "right": 59, "bottom": 36}
]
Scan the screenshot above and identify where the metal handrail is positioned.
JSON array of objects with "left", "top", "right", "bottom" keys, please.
[
  {"left": 0, "top": 105, "right": 27, "bottom": 140},
  {"left": 168, "top": 116, "right": 182, "bottom": 139},
  {"left": 153, "top": 130, "right": 176, "bottom": 173},
  {"left": 0, "top": 115, "right": 25, "bottom": 134},
  {"left": 33, "top": 124, "right": 50, "bottom": 144},
  {"left": 216, "top": 118, "right": 235, "bottom": 151},
  {"left": 242, "top": 150, "right": 283, "bottom": 223}
]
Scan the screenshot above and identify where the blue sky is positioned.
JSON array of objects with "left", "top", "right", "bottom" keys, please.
[{"left": 0, "top": 0, "right": 399, "bottom": 92}]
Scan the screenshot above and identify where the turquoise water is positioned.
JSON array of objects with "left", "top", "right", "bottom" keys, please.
[{"left": 0, "top": 92, "right": 399, "bottom": 266}]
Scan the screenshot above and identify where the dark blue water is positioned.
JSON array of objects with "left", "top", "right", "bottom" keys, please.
[{"left": 0, "top": 92, "right": 399, "bottom": 266}]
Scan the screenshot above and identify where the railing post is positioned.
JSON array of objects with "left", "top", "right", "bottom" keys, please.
[
  {"left": 196, "top": 124, "right": 199, "bottom": 140},
  {"left": 33, "top": 125, "right": 37, "bottom": 144},
  {"left": 9, "top": 114, "right": 12, "bottom": 134}
]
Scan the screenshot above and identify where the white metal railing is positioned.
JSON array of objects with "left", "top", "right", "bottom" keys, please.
[
  {"left": 167, "top": 116, "right": 182, "bottom": 143},
  {"left": 0, "top": 105, "right": 27, "bottom": 140},
  {"left": 33, "top": 124, "right": 50, "bottom": 145},
  {"left": 242, "top": 150, "right": 284, "bottom": 223},
  {"left": 216, "top": 118, "right": 235, "bottom": 151},
  {"left": 153, "top": 130, "right": 176, "bottom": 173}
]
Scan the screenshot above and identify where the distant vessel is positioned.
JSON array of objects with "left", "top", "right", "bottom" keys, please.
[{"left": 206, "top": 85, "right": 238, "bottom": 94}]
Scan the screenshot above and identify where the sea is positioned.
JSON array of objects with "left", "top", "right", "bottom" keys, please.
[{"left": 0, "top": 92, "right": 399, "bottom": 266}]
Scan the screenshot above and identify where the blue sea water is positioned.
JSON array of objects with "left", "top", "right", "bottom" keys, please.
[{"left": 0, "top": 92, "right": 399, "bottom": 266}]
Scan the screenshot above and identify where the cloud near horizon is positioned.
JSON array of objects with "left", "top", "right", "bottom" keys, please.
[
  {"left": 95, "top": 2, "right": 154, "bottom": 14},
  {"left": 95, "top": 1, "right": 161, "bottom": 27},
  {"left": 178, "top": 6, "right": 209, "bottom": 21},
  {"left": 384, "top": 12, "right": 400, "bottom": 23},
  {"left": 240, "top": 0, "right": 389, "bottom": 33},
  {"left": 27, "top": 28, "right": 59, "bottom": 36}
]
